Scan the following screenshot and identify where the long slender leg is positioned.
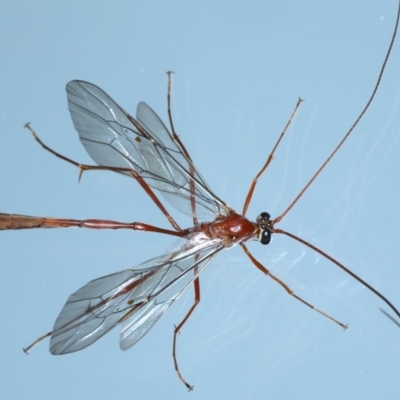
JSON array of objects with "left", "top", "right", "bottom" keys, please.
[
  {"left": 242, "top": 98, "right": 303, "bottom": 216},
  {"left": 240, "top": 243, "right": 348, "bottom": 330},
  {"left": 165, "top": 71, "right": 198, "bottom": 225},
  {"left": 0, "top": 213, "right": 184, "bottom": 237},
  {"left": 172, "top": 277, "right": 199, "bottom": 391},
  {"left": 24, "top": 123, "right": 112, "bottom": 178},
  {"left": 23, "top": 123, "right": 182, "bottom": 232},
  {"left": 128, "top": 170, "right": 182, "bottom": 232},
  {"left": 165, "top": 72, "right": 200, "bottom": 390},
  {"left": 23, "top": 332, "right": 52, "bottom": 354}
]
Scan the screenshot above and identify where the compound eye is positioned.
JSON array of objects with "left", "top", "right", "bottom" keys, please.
[
  {"left": 257, "top": 212, "right": 271, "bottom": 226},
  {"left": 260, "top": 229, "right": 271, "bottom": 245},
  {"left": 257, "top": 212, "right": 272, "bottom": 231},
  {"left": 259, "top": 212, "right": 270, "bottom": 220}
]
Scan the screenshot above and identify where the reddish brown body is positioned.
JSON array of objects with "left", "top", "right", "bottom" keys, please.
[{"left": 188, "top": 212, "right": 258, "bottom": 246}]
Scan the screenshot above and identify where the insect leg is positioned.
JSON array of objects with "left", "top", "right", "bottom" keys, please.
[
  {"left": 240, "top": 243, "right": 348, "bottom": 329},
  {"left": 172, "top": 276, "right": 200, "bottom": 391},
  {"left": 165, "top": 71, "right": 202, "bottom": 390},
  {"left": 23, "top": 331, "right": 52, "bottom": 354},
  {"left": 24, "top": 123, "right": 112, "bottom": 179},
  {"left": 23, "top": 123, "right": 182, "bottom": 232},
  {"left": 242, "top": 98, "right": 303, "bottom": 216},
  {"left": 165, "top": 71, "right": 198, "bottom": 225},
  {"left": 0, "top": 212, "right": 184, "bottom": 236}
]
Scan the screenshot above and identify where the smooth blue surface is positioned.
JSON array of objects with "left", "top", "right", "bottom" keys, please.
[{"left": 1, "top": 1, "right": 400, "bottom": 399}]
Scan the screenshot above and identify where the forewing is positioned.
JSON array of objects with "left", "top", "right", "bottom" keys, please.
[
  {"left": 66, "top": 80, "right": 228, "bottom": 218},
  {"left": 50, "top": 233, "right": 223, "bottom": 354}
]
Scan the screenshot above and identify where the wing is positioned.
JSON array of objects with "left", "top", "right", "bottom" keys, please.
[
  {"left": 49, "top": 232, "right": 224, "bottom": 354},
  {"left": 66, "top": 80, "right": 229, "bottom": 219},
  {"left": 119, "top": 250, "right": 217, "bottom": 350}
]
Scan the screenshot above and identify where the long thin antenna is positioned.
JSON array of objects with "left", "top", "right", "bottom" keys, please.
[
  {"left": 274, "top": 228, "right": 400, "bottom": 320},
  {"left": 274, "top": 3, "right": 400, "bottom": 224}
]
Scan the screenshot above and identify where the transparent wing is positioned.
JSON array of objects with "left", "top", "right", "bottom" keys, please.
[
  {"left": 50, "top": 233, "right": 223, "bottom": 354},
  {"left": 119, "top": 250, "right": 217, "bottom": 350},
  {"left": 66, "top": 80, "right": 229, "bottom": 219}
]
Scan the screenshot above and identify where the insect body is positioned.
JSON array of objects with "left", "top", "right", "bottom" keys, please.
[{"left": 1, "top": 3, "right": 400, "bottom": 390}]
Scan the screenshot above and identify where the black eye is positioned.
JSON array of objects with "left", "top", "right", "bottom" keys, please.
[
  {"left": 260, "top": 229, "right": 271, "bottom": 245},
  {"left": 257, "top": 212, "right": 271, "bottom": 228}
]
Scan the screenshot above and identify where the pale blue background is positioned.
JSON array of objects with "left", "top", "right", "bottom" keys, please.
[{"left": 1, "top": 1, "right": 400, "bottom": 399}]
